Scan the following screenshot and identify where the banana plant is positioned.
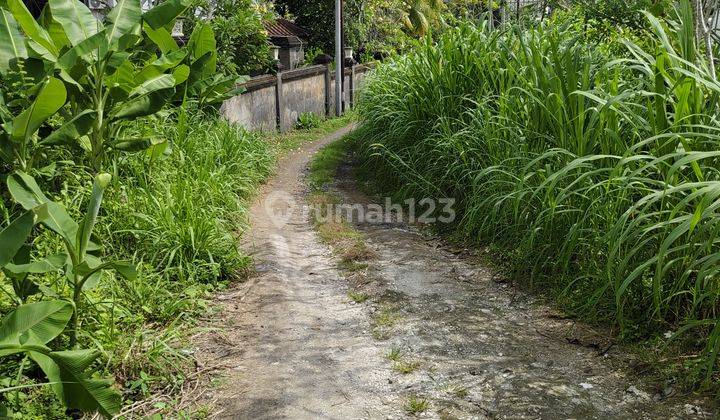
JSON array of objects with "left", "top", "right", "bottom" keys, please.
[
  {"left": 0, "top": 0, "right": 192, "bottom": 171},
  {"left": 178, "top": 21, "right": 247, "bottom": 108},
  {"left": 0, "top": 71, "right": 69, "bottom": 171},
  {"left": 2, "top": 171, "right": 137, "bottom": 346},
  {"left": 0, "top": 300, "right": 121, "bottom": 417}
]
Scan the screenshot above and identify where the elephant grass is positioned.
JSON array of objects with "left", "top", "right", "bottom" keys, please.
[{"left": 354, "top": 2, "right": 720, "bottom": 386}]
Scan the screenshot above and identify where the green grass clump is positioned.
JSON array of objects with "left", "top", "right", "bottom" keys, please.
[
  {"left": 296, "top": 112, "right": 323, "bottom": 130},
  {"left": 393, "top": 360, "right": 421, "bottom": 374},
  {"left": 308, "top": 137, "right": 353, "bottom": 191},
  {"left": 348, "top": 291, "right": 370, "bottom": 303},
  {"left": 404, "top": 395, "right": 429, "bottom": 414},
  {"left": 386, "top": 348, "right": 403, "bottom": 361},
  {"left": 106, "top": 113, "right": 274, "bottom": 284},
  {"left": 354, "top": 2, "right": 720, "bottom": 384}
]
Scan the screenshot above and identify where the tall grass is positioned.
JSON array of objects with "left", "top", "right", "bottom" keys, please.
[
  {"left": 0, "top": 111, "right": 276, "bottom": 416},
  {"left": 355, "top": 1, "right": 720, "bottom": 382},
  {"left": 105, "top": 112, "right": 275, "bottom": 283}
]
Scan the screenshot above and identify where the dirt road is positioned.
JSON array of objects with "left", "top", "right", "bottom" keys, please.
[{"left": 196, "top": 126, "right": 712, "bottom": 419}]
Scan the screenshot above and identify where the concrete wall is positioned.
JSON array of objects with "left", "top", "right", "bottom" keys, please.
[
  {"left": 222, "top": 77, "right": 277, "bottom": 132},
  {"left": 281, "top": 72, "right": 326, "bottom": 131},
  {"left": 221, "top": 63, "right": 374, "bottom": 132}
]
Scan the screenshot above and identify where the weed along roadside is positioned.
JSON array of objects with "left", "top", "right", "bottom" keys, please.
[{"left": 350, "top": 0, "right": 720, "bottom": 412}]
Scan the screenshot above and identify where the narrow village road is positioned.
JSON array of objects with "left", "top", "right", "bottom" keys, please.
[{"left": 196, "top": 126, "right": 712, "bottom": 419}]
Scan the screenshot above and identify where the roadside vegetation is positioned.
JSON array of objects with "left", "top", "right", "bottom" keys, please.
[
  {"left": 0, "top": 0, "right": 349, "bottom": 416},
  {"left": 354, "top": 0, "right": 720, "bottom": 389}
]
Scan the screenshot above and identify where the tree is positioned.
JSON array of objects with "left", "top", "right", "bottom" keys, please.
[
  {"left": 274, "top": 0, "right": 440, "bottom": 57},
  {"left": 190, "top": 0, "right": 275, "bottom": 76},
  {"left": 275, "top": 0, "right": 336, "bottom": 52}
]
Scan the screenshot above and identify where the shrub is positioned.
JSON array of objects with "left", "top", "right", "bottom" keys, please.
[
  {"left": 296, "top": 112, "right": 323, "bottom": 130},
  {"left": 195, "top": 0, "right": 275, "bottom": 76},
  {"left": 567, "top": 0, "right": 673, "bottom": 29}
]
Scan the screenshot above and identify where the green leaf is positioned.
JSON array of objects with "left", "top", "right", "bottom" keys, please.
[
  {"left": 77, "top": 259, "right": 137, "bottom": 287},
  {"left": 48, "top": 0, "right": 99, "bottom": 46},
  {"left": 110, "top": 261, "right": 136, "bottom": 281},
  {"left": 40, "top": 110, "right": 97, "bottom": 146},
  {"left": 110, "top": 87, "right": 173, "bottom": 120},
  {"left": 195, "top": 74, "right": 244, "bottom": 105},
  {"left": 135, "top": 48, "right": 186, "bottom": 83},
  {"left": 171, "top": 64, "right": 189, "bottom": 84},
  {"left": 5, "top": 252, "right": 67, "bottom": 274},
  {"left": 11, "top": 78, "right": 66, "bottom": 143},
  {"left": 143, "top": 23, "right": 177, "bottom": 53},
  {"left": 106, "top": 50, "right": 129, "bottom": 70},
  {"left": 38, "top": 4, "right": 69, "bottom": 50},
  {"left": 0, "top": 210, "right": 34, "bottom": 268},
  {"left": 7, "top": 171, "right": 79, "bottom": 250},
  {"left": 40, "top": 349, "right": 121, "bottom": 417},
  {"left": 7, "top": 170, "right": 50, "bottom": 209},
  {"left": 187, "top": 51, "right": 214, "bottom": 86},
  {"left": 188, "top": 22, "right": 215, "bottom": 74},
  {"left": 129, "top": 73, "right": 174, "bottom": 97},
  {"left": 56, "top": 30, "right": 108, "bottom": 72},
  {"left": 4, "top": 245, "right": 41, "bottom": 302},
  {"left": 0, "top": 6, "right": 28, "bottom": 75},
  {"left": 76, "top": 173, "right": 110, "bottom": 257},
  {"left": 188, "top": 22, "right": 214, "bottom": 59},
  {"left": 113, "top": 137, "right": 162, "bottom": 152},
  {"left": 142, "top": 0, "right": 189, "bottom": 30},
  {"left": 106, "top": 59, "right": 135, "bottom": 92},
  {"left": 0, "top": 301, "right": 73, "bottom": 348},
  {"left": 72, "top": 253, "right": 102, "bottom": 290},
  {"left": 5, "top": 0, "right": 58, "bottom": 57},
  {"left": 147, "top": 138, "right": 168, "bottom": 161},
  {"left": 106, "top": 0, "right": 141, "bottom": 45}
]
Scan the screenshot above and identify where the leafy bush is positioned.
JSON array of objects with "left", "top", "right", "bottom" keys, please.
[
  {"left": 303, "top": 46, "right": 326, "bottom": 66},
  {"left": 193, "top": 0, "right": 275, "bottom": 76},
  {"left": 355, "top": 1, "right": 720, "bottom": 384},
  {"left": 0, "top": 0, "right": 260, "bottom": 416},
  {"left": 566, "top": 0, "right": 672, "bottom": 29},
  {"left": 296, "top": 112, "right": 323, "bottom": 130}
]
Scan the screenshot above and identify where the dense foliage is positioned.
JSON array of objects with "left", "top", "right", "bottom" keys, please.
[
  {"left": 275, "top": 0, "right": 444, "bottom": 60},
  {"left": 355, "top": 1, "right": 720, "bottom": 384},
  {"left": 193, "top": 0, "right": 276, "bottom": 76},
  {"left": 564, "top": 0, "right": 672, "bottom": 29},
  {"left": 0, "top": 0, "right": 270, "bottom": 416}
]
